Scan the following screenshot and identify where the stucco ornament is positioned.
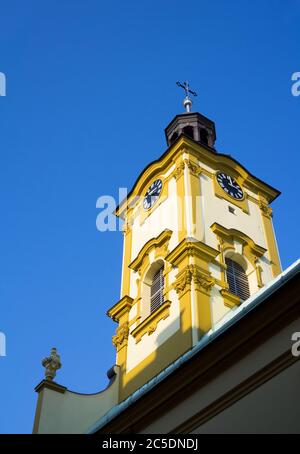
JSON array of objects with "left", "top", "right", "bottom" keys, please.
[
  {"left": 184, "top": 159, "right": 201, "bottom": 177},
  {"left": 174, "top": 265, "right": 214, "bottom": 295},
  {"left": 42, "top": 347, "right": 62, "bottom": 381},
  {"left": 174, "top": 267, "right": 193, "bottom": 295},
  {"left": 190, "top": 265, "right": 214, "bottom": 291},
  {"left": 259, "top": 201, "right": 273, "bottom": 218},
  {"left": 112, "top": 322, "right": 129, "bottom": 348},
  {"left": 173, "top": 162, "right": 185, "bottom": 180}
]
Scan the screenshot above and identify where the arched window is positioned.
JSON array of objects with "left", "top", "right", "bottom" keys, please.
[
  {"left": 182, "top": 126, "right": 194, "bottom": 139},
  {"left": 169, "top": 131, "right": 178, "bottom": 145},
  {"left": 150, "top": 266, "right": 164, "bottom": 313},
  {"left": 200, "top": 128, "right": 209, "bottom": 146},
  {"left": 225, "top": 258, "right": 250, "bottom": 301}
]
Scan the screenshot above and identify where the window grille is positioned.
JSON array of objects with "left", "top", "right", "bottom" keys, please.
[
  {"left": 225, "top": 258, "right": 250, "bottom": 301},
  {"left": 150, "top": 267, "right": 164, "bottom": 313}
]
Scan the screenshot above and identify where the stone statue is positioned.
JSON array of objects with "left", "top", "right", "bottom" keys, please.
[{"left": 42, "top": 347, "right": 62, "bottom": 381}]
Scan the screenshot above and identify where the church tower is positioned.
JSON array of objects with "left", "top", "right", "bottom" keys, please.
[{"left": 107, "top": 83, "right": 281, "bottom": 402}]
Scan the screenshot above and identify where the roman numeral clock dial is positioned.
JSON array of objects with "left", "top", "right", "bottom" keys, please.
[
  {"left": 143, "top": 179, "right": 163, "bottom": 210},
  {"left": 217, "top": 173, "right": 244, "bottom": 200}
]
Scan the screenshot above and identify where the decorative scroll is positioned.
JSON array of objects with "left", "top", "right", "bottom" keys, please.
[{"left": 112, "top": 322, "right": 129, "bottom": 349}]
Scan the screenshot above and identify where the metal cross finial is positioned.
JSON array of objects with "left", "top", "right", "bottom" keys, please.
[
  {"left": 176, "top": 81, "right": 197, "bottom": 112},
  {"left": 42, "top": 347, "right": 62, "bottom": 381}
]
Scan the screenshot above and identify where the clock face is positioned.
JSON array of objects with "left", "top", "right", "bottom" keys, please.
[
  {"left": 143, "top": 179, "right": 163, "bottom": 210},
  {"left": 217, "top": 173, "right": 244, "bottom": 200}
]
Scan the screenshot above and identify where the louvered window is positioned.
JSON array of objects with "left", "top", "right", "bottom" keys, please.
[
  {"left": 150, "top": 267, "right": 164, "bottom": 313},
  {"left": 225, "top": 258, "right": 250, "bottom": 301}
]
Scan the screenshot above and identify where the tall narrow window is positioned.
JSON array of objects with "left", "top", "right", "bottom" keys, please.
[
  {"left": 169, "top": 131, "right": 178, "bottom": 145},
  {"left": 225, "top": 258, "right": 250, "bottom": 301},
  {"left": 182, "top": 126, "right": 194, "bottom": 139},
  {"left": 200, "top": 128, "right": 209, "bottom": 146},
  {"left": 150, "top": 267, "right": 164, "bottom": 313}
]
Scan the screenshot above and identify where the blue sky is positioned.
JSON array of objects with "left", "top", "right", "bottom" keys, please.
[{"left": 0, "top": 0, "right": 299, "bottom": 433}]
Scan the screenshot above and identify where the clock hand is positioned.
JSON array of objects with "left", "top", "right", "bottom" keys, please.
[
  {"left": 148, "top": 189, "right": 159, "bottom": 196},
  {"left": 227, "top": 182, "right": 238, "bottom": 189},
  {"left": 147, "top": 195, "right": 158, "bottom": 203}
]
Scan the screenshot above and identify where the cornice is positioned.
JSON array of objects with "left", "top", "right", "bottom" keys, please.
[
  {"left": 211, "top": 223, "right": 267, "bottom": 258},
  {"left": 130, "top": 300, "right": 172, "bottom": 343},
  {"left": 220, "top": 289, "right": 241, "bottom": 308},
  {"left": 115, "top": 135, "right": 280, "bottom": 218},
  {"left": 166, "top": 237, "right": 220, "bottom": 267},
  {"left": 107, "top": 295, "right": 134, "bottom": 322},
  {"left": 34, "top": 380, "right": 67, "bottom": 394},
  {"left": 129, "top": 229, "right": 173, "bottom": 272}
]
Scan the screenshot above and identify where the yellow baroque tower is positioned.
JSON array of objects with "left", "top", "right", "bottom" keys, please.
[{"left": 107, "top": 107, "right": 281, "bottom": 402}]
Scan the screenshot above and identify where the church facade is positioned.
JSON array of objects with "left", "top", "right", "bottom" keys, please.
[{"left": 33, "top": 91, "right": 300, "bottom": 434}]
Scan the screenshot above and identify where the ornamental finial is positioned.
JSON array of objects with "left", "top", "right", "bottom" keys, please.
[{"left": 42, "top": 347, "right": 62, "bottom": 381}]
